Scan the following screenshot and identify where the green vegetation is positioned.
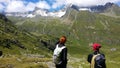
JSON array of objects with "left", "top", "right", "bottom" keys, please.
[
  {"left": 1, "top": 9, "right": 120, "bottom": 68},
  {"left": 0, "top": 55, "right": 50, "bottom": 68},
  {"left": 0, "top": 14, "right": 58, "bottom": 57}
]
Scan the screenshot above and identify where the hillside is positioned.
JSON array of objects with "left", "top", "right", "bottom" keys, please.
[
  {"left": 0, "top": 14, "right": 63, "bottom": 67},
  {"left": 64, "top": 10, "right": 120, "bottom": 45},
  {"left": 5, "top": 9, "right": 120, "bottom": 68},
  {"left": 8, "top": 9, "right": 120, "bottom": 46},
  {"left": 0, "top": 13, "right": 59, "bottom": 56}
]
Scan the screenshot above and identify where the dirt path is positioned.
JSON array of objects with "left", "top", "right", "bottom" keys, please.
[
  {"left": 46, "top": 62, "right": 55, "bottom": 68},
  {"left": 46, "top": 61, "right": 73, "bottom": 68}
]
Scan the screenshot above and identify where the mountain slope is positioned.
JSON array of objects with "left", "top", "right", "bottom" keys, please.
[
  {"left": 68, "top": 2, "right": 120, "bottom": 18},
  {"left": 72, "top": 11, "right": 119, "bottom": 44},
  {"left": 0, "top": 14, "right": 56, "bottom": 56},
  {"left": 5, "top": 8, "right": 120, "bottom": 68},
  {"left": 7, "top": 9, "right": 120, "bottom": 46},
  {"left": 90, "top": 2, "right": 120, "bottom": 17},
  {"left": 62, "top": 10, "right": 120, "bottom": 68},
  {"left": 101, "top": 4, "right": 120, "bottom": 17}
]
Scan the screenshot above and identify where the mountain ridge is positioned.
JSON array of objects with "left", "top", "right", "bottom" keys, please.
[
  {"left": 1, "top": 3, "right": 120, "bottom": 68},
  {"left": 7, "top": 10, "right": 120, "bottom": 46},
  {"left": 4, "top": 2, "right": 120, "bottom": 18}
]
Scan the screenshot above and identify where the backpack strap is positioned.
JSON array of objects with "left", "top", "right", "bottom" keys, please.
[
  {"left": 91, "top": 54, "right": 100, "bottom": 68},
  {"left": 56, "top": 44, "right": 66, "bottom": 49},
  {"left": 56, "top": 44, "right": 59, "bottom": 48},
  {"left": 61, "top": 46, "right": 66, "bottom": 50}
]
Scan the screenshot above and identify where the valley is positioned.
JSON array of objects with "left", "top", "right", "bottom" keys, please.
[{"left": 0, "top": 3, "right": 120, "bottom": 68}]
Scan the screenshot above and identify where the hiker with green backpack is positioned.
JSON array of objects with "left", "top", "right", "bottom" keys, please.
[
  {"left": 53, "top": 36, "right": 68, "bottom": 68},
  {"left": 87, "top": 43, "right": 106, "bottom": 68}
]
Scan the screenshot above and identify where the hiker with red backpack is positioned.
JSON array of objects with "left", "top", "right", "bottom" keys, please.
[
  {"left": 53, "top": 36, "right": 68, "bottom": 68},
  {"left": 87, "top": 43, "right": 106, "bottom": 68}
]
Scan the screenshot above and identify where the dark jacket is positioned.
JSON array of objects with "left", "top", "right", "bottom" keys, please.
[
  {"left": 87, "top": 51, "right": 106, "bottom": 68},
  {"left": 58, "top": 44, "right": 67, "bottom": 64},
  {"left": 55, "top": 43, "right": 67, "bottom": 68}
]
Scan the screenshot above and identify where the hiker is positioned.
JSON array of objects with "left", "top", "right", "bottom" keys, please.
[
  {"left": 87, "top": 43, "right": 106, "bottom": 68},
  {"left": 53, "top": 36, "right": 68, "bottom": 68}
]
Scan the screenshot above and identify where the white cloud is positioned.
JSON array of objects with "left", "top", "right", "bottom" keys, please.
[
  {"left": 5, "top": 0, "right": 50, "bottom": 12},
  {"left": 50, "top": 0, "right": 120, "bottom": 10},
  {"left": 26, "top": 2, "right": 36, "bottom": 11},
  {"left": 36, "top": 1, "right": 50, "bottom": 9},
  {"left": 0, "top": 3, "right": 4, "bottom": 10},
  {"left": 0, "top": 0, "right": 10, "bottom": 2},
  {"left": 0, "top": 0, "right": 11, "bottom": 6},
  {"left": 65, "top": 0, "right": 120, "bottom": 6},
  {"left": 5, "top": 1, "right": 35, "bottom": 12},
  {"left": 1, "top": 0, "right": 120, "bottom": 12},
  {"left": 5, "top": 1, "right": 26, "bottom": 12}
]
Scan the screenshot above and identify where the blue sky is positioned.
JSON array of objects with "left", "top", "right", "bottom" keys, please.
[
  {"left": 25, "top": 0, "right": 39, "bottom": 3},
  {"left": 0, "top": 0, "right": 120, "bottom": 13},
  {"left": 117, "top": 1, "right": 120, "bottom": 6}
]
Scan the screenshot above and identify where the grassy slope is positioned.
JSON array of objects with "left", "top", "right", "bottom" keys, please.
[
  {"left": 6, "top": 10, "right": 120, "bottom": 68},
  {"left": 0, "top": 14, "right": 58, "bottom": 68},
  {"left": 65, "top": 11, "right": 120, "bottom": 68},
  {"left": 0, "top": 20, "right": 49, "bottom": 54},
  {"left": 0, "top": 14, "right": 55, "bottom": 57}
]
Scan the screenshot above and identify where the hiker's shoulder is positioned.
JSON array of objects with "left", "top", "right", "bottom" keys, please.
[
  {"left": 88, "top": 53, "right": 94, "bottom": 57},
  {"left": 97, "top": 52, "right": 105, "bottom": 55},
  {"left": 99, "top": 53, "right": 105, "bottom": 57},
  {"left": 62, "top": 47, "right": 67, "bottom": 51},
  {"left": 61, "top": 47, "right": 67, "bottom": 54}
]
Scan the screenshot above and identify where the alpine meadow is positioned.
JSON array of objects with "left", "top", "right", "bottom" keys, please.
[{"left": 0, "top": 2, "right": 120, "bottom": 68}]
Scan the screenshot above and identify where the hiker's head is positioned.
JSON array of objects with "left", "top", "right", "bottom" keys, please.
[
  {"left": 59, "top": 36, "right": 66, "bottom": 44},
  {"left": 92, "top": 43, "right": 101, "bottom": 51}
]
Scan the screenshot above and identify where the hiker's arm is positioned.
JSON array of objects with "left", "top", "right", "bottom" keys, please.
[
  {"left": 87, "top": 54, "right": 93, "bottom": 63},
  {"left": 62, "top": 48, "right": 67, "bottom": 64},
  {"left": 102, "top": 54, "right": 106, "bottom": 68}
]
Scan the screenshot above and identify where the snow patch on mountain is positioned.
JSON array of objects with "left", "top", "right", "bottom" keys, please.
[
  {"left": 5, "top": 2, "right": 119, "bottom": 18},
  {"left": 47, "top": 10, "right": 66, "bottom": 17},
  {"left": 79, "top": 8, "right": 90, "bottom": 11},
  {"left": 5, "top": 7, "right": 66, "bottom": 18}
]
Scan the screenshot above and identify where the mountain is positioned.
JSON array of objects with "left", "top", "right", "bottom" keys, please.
[
  {"left": 6, "top": 8, "right": 120, "bottom": 67},
  {"left": 90, "top": 2, "right": 120, "bottom": 17},
  {"left": 0, "top": 13, "right": 58, "bottom": 56},
  {"left": 5, "top": 12, "right": 32, "bottom": 17},
  {"left": 90, "top": 2, "right": 114, "bottom": 13},
  {"left": 32, "top": 7, "right": 48, "bottom": 16},
  {"left": 4, "top": 2, "right": 120, "bottom": 18},
  {"left": 100, "top": 3, "right": 120, "bottom": 17},
  {"left": 2, "top": 3, "right": 120, "bottom": 68},
  {"left": 71, "top": 2, "right": 120, "bottom": 17},
  {"left": 5, "top": 7, "right": 66, "bottom": 18},
  {"left": 8, "top": 9, "right": 120, "bottom": 46},
  {"left": 5, "top": 2, "right": 120, "bottom": 46}
]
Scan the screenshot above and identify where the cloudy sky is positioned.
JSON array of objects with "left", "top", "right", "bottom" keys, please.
[{"left": 0, "top": 0, "right": 120, "bottom": 13}]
